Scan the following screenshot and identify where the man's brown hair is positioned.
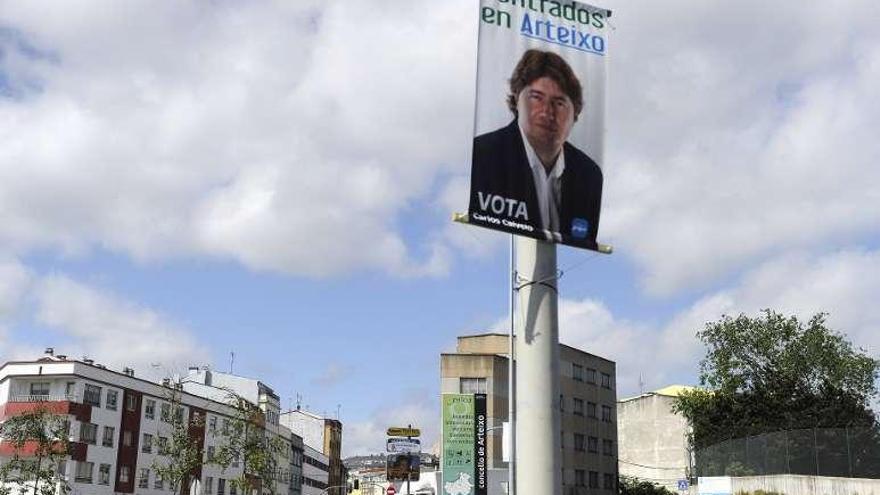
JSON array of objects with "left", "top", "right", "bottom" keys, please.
[{"left": 506, "top": 49, "right": 583, "bottom": 119}]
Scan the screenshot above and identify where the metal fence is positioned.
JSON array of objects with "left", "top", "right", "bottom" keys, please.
[{"left": 695, "top": 427, "right": 880, "bottom": 479}]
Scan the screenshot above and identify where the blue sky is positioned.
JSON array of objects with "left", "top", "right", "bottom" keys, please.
[{"left": 1, "top": 0, "right": 879, "bottom": 455}]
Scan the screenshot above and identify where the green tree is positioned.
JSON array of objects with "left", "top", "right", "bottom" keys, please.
[
  {"left": 151, "top": 387, "right": 205, "bottom": 495},
  {"left": 618, "top": 476, "right": 675, "bottom": 495},
  {"left": 212, "top": 391, "right": 284, "bottom": 495},
  {"left": 0, "top": 406, "right": 71, "bottom": 495},
  {"left": 674, "top": 310, "right": 879, "bottom": 450}
]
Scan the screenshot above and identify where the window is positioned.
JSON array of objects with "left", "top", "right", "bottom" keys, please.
[
  {"left": 30, "top": 382, "right": 51, "bottom": 398},
  {"left": 80, "top": 423, "right": 98, "bottom": 444},
  {"left": 574, "top": 433, "right": 585, "bottom": 452},
  {"left": 138, "top": 468, "right": 150, "bottom": 488},
  {"left": 587, "top": 402, "right": 597, "bottom": 418},
  {"left": 126, "top": 394, "right": 137, "bottom": 412},
  {"left": 154, "top": 474, "right": 164, "bottom": 490},
  {"left": 102, "top": 426, "right": 115, "bottom": 447},
  {"left": 602, "top": 405, "right": 613, "bottom": 422},
  {"left": 65, "top": 381, "right": 76, "bottom": 399},
  {"left": 204, "top": 476, "right": 214, "bottom": 494},
  {"left": 57, "top": 461, "right": 66, "bottom": 477},
  {"left": 575, "top": 469, "right": 585, "bottom": 487},
  {"left": 459, "top": 377, "right": 487, "bottom": 394},
  {"left": 589, "top": 471, "right": 599, "bottom": 489},
  {"left": 572, "top": 363, "right": 584, "bottom": 381},
  {"left": 218, "top": 478, "right": 226, "bottom": 495},
  {"left": 106, "top": 390, "right": 118, "bottom": 410},
  {"left": 145, "top": 399, "right": 156, "bottom": 419},
  {"left": 586, "top": 368, "right": 597, "bottom": 384},
  {"left": 161, "top": 402, "right": 171, "bottom": 422},
  {"left": 573, "top": 397, "right": 584, "bottom": 416},
  {"left": 588, "top": 436, "right": 598, "bottom": 453},
  {"left": 83, "top": 384, "right": 101, "bottom": 407},
  {"left": 158, "top": 436, "right": 169, "bottom": 455},
  {"left": 222, "top": 419, "right": 229, "bottom": 435},
  {"left": 75, "top": 461, "right": 93, "bottom": 483},
  {"left": 230, "top": 484, "right": 238, "bottom": 495},
  {"left": 98, "top": 464, "right": 111, "bottom": 485},
  {"left": 142, "top": 433, "right": 153, "bottom": 453},
  {"left": 207, "top": 446, "right": 215, "bottom": 461},
  {"left": 601, "top": 372, "right": 612, "bottom": 388},
  {"left": 174, "top": 405, "right": 184, "bottom": 423},
  {"left": 122, "top": 430, "right": 133, "bottom": 447},
  {"left": 208, "top": 416, "right": 217, "bottom": 432},
  {"left": 603, "top": 439, "right": 614, "bottom": 456},
  {"left": 119, "top": 465, "right": 130, "bottom": 483},
  {"left": 604, "top": 473, "right": 615, "bottom": 490},
  {"left": 231, "top": 451, "right": 240, "bottom": 467}
]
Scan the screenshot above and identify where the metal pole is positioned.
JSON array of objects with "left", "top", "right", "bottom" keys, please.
[
  {"left": 514, "top": 236, "right": 561, "bottom": 495},
  {"left": 508, "top": 234, "right": 516, "bottom": 495},
  {"left": 407, "top": 424, "right": 411, "bottom": 495}
]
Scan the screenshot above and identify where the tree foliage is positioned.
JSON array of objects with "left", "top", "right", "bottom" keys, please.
[
  {"left": 151, "top": 387, "right": 205, "bottom": 494},
  {"left": 618, "top": 476, "right": 675, "bottom": 495},
  {"left": 212, "top": 390, "right": 284, "bottom": 495},
  {"left": 0, "top": 406, "right": 71, "bottom": 495},
  {"left": 674, "top": 310, "right": 879, "bottom": 449}
]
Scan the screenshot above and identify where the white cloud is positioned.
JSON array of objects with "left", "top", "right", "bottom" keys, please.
[
  {"left": 344, "top": 389, "right": 437, "bottom": 457},
  {"left": 0, "top": 0, "right": 475, "bottom": 277},
  {"left": 0, "top": 259, "right": 32, "bottom": 318},
  {"left": 600, "top": 0, "right": 880, "bottom": 294},
  {"left": 32, "top": 275, "right": 210, "bottom": 380}
]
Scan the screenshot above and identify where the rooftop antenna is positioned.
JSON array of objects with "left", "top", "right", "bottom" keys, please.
[
  {"left": 229, "top": 351, "right": 235, "bottom": 374},
  {"left": 296, "top": 393, "right": 302, "bottom": 411},
  {"left": 639, "top": 372, "right": 645, "bottom": 395},
  {"left": 336, "top": 404, "right": 341, "bottom": 420}
]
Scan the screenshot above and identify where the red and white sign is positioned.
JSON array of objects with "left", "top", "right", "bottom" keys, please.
[{"left": 386, "top": 486, "right": 396, "bottom": 495}]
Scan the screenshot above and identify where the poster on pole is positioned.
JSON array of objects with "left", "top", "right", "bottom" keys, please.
[
  {"left": 442, "top": 394, "right": 476, "bottom": 495},
  {"left": 474, "top": 394, "right": 487, "bottom": 495},
  {"left": 466, "top": 0, "right": 611, "bottom": 251}
]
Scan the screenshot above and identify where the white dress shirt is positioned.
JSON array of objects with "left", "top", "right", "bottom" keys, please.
[{"left": 519, "top": 125, "right": 564, "bottom": 241}]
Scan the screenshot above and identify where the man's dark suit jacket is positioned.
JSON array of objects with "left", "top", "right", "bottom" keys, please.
[{"left": 468, "top": 120, "right": 603, "bottom": 250}]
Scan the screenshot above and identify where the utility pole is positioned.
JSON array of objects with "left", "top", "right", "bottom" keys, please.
[{"left": 514, "top": 237, "right": 561, "bottom": 495}]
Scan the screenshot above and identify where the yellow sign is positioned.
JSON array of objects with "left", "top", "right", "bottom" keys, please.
[{"left": 387, "top": 427, "right": 420, "bottom": 437}]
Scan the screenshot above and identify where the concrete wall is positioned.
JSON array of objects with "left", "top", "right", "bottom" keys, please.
[
  {"left": 727, "top": 474, "right": 880, "bottom": 495},
  {"left": 617, "top": 393, "right": 689, "bottom": 491}
]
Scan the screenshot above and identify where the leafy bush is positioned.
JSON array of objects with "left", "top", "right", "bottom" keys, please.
[{"left": 618, "top": 477, "right": 675, "bottom": 495}]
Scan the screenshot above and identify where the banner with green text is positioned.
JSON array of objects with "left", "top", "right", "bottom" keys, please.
[
  {"left": 467, "top": 0, "right": 611, "bottom": 251},
  {"left": 442, "top": 394, "right": 476, "bottom": 495}
]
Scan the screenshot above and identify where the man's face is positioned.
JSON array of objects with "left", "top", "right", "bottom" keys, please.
[{"left": 517, "top": 76, "right": 576, "bottom": 159}]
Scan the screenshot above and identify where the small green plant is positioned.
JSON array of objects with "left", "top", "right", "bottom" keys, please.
[{"left": 618, "top": 476, "right": 675, "bottom": 495}]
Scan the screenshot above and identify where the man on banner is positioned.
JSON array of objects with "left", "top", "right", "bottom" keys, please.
[{"left": 469, "top": 49, "right": 603, "bottom": 249}]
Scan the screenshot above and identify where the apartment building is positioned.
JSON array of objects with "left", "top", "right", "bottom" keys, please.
[
  {"left": 440, "top": 333, "right": 619, "bottom": 494},
  {"left": 280, "top": 409, "right": 343, "bottom": 492},
  {"left": 0, "top": 350, "right": 315, "bottom": 495}
]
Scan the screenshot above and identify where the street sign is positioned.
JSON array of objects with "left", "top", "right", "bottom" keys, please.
[
  {"left": 387, "top": 438, "right": 421, "bottom": 453},
  {"left": 387, "top": 427, "right": 420, "bottom": 437},
  {"left": 386, "top": 486, "right": 396, "bottom": 495},
  {"left": 677, "top": 479, "right": 689, "bottom": 491},
  {"left": 386, "top": 453, "right": 420, "bottom": 481}
]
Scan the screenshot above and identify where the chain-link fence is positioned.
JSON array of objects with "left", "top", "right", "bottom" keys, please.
[{"left": 695, "top": 427, "right": 880, "bottom": 478}]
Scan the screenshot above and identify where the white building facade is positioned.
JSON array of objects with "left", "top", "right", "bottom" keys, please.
[{"left": 0, "top": 352, "right": 309, "bottom": 495}]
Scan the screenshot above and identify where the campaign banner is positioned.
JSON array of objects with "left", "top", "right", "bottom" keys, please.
[
  {"left": 442, "top": 394, "right": 476, "bottom": 495},
  {"left": 467, "top": 0, "right": 611, "bottom": 251},
  {"left": 473, "top": 394, "right": 488, "bottom": 495}
]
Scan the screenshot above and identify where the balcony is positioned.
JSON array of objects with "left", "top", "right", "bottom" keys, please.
[
  {"left": 9, "top": 394, "right": 78, "bottom": 403},
  {"left": 1, "top": 395, "right": 91, "bottom": 423}
]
